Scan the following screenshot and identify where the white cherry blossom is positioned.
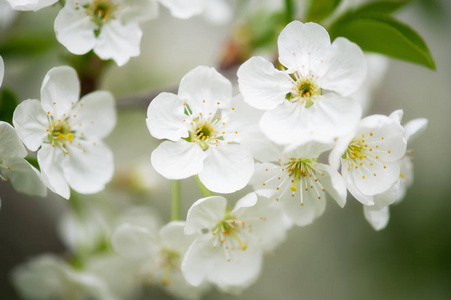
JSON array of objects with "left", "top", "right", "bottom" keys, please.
[
  {"left": 329, "top": 111, "right": 407, "bottom": 207},
  {"left": 12, "top": 255, "right": 115, "bottom": 300},
  {"left": 182, "top": 192, "right": 289, "bottom": 293},
  {"left": 245, "top": 133, "right": 347, "bottom": 226},
  {"left": 5, "top": 0, "right": 56, "bottom": 11},
  {"left": 363, "top": 115, "right": 428, "bottom": 231},
  {"left": 13, "top": 66, "right": 116, "bottom": 199},
  {"left": 112, "top": 221, "right": 209, "bottom": 300},
  {"left": 159, "top": 0, "right": 232, "bottom": 24},
  {"left": 147, "top": 66, "right": 254, "bottom": 194},
  {"left": 0, "top": 122, "right": 47, "bottom": 197},
  {"left": 54, "top": 0, "right": 158, "bottom": 66},
  {"left": 237, "top": 21, "right": 366, "bottom": 145}
]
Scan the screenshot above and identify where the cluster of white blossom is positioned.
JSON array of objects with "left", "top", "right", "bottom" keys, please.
[
  {"left": 0, "top": 0, "right": 430, "bottom": 298},
  {"left": 130, "top": 20, "right": 427, "bottom": 297},
  {"left": 4, "top": 0, "right": 232, "bottom": 66}
]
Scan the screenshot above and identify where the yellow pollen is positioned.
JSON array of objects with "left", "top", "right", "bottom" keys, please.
[{"left": 362, "top": 175, "right": 365, "bottom": 179}]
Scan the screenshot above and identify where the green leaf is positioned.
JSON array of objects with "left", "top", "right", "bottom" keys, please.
[
  {"left": 0, "top": 34, "right": 57, "bottom": 57},
  {"left": 329, "top": 15, "right": 435, "bottom": 70},
  {"left": 352, "top": 0, "right": 409, "bottom": 15},
  {"left": 0, "top": 88, "right": 19, "bottom": 124},
  {"left": 306, "top": 0, "right": 342, "bottom": 22}
]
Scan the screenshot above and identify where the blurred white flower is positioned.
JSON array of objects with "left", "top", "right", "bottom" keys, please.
[
  {"left": 237, "top": 21, "right": 366, "bottom": 146},
  {"left": 351, "top": 54, "right": 390, "bottom": 115},
  {"left": 85, "top": 253, "right": 143, "bottom": 300},
  {"left": 5, "top": 0, "right": 56, "bottom": 11},
  {"left": 112, "top": 221, "right": 209, "bottom": 300},
  {"left": 13, "top": 66, "right": 116, "bottom": 199},
  {"left": 0, "top": 1, "right": 16, "bottom": 30},
  {"left": 245, "top": 133, "right": 346, "bottom": 226},
  {"left": 54, "top": 0, "right": 158, "bottom": 66},
  {"left": 329, "top": 111, "right": 407, "bottom": 207},
  {"left": 12, "top": 255, "right": 115, "bottom": 300},
  {"left": 396, "top": 117, "right": 428, "bottom": 202},
  {"left": 0, "top": 122, "right": 47, "bottom": 197},
  {"left": 0, "top": 55, "right": 3, "bottom": 86},
  {"left": 147, "top": 66, "right": 254, "bottom": 194},
  {"left": 182, "top": 192, "right": 289, "bottom": 293},
  {"left": 159, "top": 0, "right": 232, "bottom": 25}
]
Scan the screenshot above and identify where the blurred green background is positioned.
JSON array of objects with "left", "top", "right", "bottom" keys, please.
[{"left": 0, "top": 0, "right": 450, "bottom": 299}]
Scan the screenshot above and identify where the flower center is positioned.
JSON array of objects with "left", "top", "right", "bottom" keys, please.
[
  {"left": 77, "top": 0, "right": 120, "bottom": 28},
  {"left": 287, "top": 73, "right": 321, "bottom": 108},
  {"left": 160, "top": 249, "right": 180, "bottom": 286},
  {"left": 211, "top": 216, "right": 248, "bottom": 253},
  {"left": 46, "top": 118, "right": 79, "bottom": 154},
  {"left": 285, "top": 158, "right": 317, "bottom": 193}
]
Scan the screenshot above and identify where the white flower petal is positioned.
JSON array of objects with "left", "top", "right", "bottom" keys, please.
[
  {"left": 62, "top": 141, "right": 114, "bottom": 194},
  {"left": 198, "top": 144, "right": 254, "bottom": 193},
  {"left": 182, "top": 234, "right": 262, "bottom": 289},
  {"left": 0, "top": 121, "right": 27, "bottom": 158},
  {"left": 72, "top": 91, "right": 116, "bottom": 139},
  {"left": 5, "top": 0, "right": 57, "bottom": 11},
  {"left": 328, "top": 131, "right": 356, "bottom": 170},
  {"left": 249, "top": 162, "right": 282, "bottom": 192},
  {"left": 351, "top": 160, "right": 400, "bottom": 196},
  {"left": 178, "top": 66, "right": 232, "bottom": 117},
  {"left": 259, "top": 101, "right": 304, "bottom": 145},
  {"left": 40, "top": 66, "right": 80, "bottom": 119},
  {"left": 373, "top": 181, "right": 399, "bottom": 208},
  {"left": 37, "top": 144, "right": 70, "bottom": 199},
  {"left": 278, "top": 21, "right": 331, "bottom": 74},
  {"left": 159, "top": 0, "right": 204, "bottom": 19},
  {"left": 234, "top": 193, "right": 289, "bottom": 251},
  {"left": 12, "top": 99, "right": 48, "bottom": 152},
  {"left": 111, "top": 223, "right": 160, "bottom": 259},
  {"left": 241, "top": 131, "right": 283, "bottom": 163},
  {"left": 219, "top": 95, "right": 263, "bottom": 143},
  {"left": 285, "top": 140, "right": 334, "bottom": 158},
  {"left": 1, "top": 157, "right": 47, "bottom": 197},
  {"left": 317, "top": 37, "right": 366, "bottom": 96},
  {"left": 280, "top": 187, "right": 326, "bottom": 226},
  {"left": 0, "top": 55, "right": 3, "bottom": 87},
  {"left": 232, "top": 192, "right": 258, "bottom": 212},
  {"left": 404, "top": 118, "right": 428, "bottom": 143},
  {"left": 363, "top": 205, "right": 390, "bottom": 231},
  {"left": 307, "top": 94, "right": 361, "bottom": 140},
  {"left": 119, "top": 0, "right": 159, "bottom": 23},
  {"left": 358, "top": 115, "right": 406, "bottom": 161},
  {"left": 94, "top": 21, "right": 142, "bottom": 66},
  {"left": 389, "top": 109, "right": 404, "bottom": 123},
  {"left": 342, "top": 169, "right": 374, "bottom": 205},
  {"left": 54, "top": 5, "right": 97, "bottom": 55},
  {"left": 315, "top": 163, "right": 347, "bottom": 208},
  {"left": 151, "top": 140, "right": 206, "bottom": 180},
  {"left": 159, "top": 221, "right": 195, "bottom": 253},
  {"left": 237, "top": 56, "right": 292, "bottom": 110},
  {"left": 146, "top": 92, "right": 188, "bottom": 141},
  {"left": 184, "top": 196, "right": 227, "bottom": 235},
  {"left": 203, "top": 0, "right": 232, "bottom": 25}
]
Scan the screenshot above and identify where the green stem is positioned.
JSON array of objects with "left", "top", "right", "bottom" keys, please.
[
  {"left": 195, "top": 176, "right": 212, "bottom": 197},
  {"left": 171, "top": 180, "right": 181, "bottom": 221},
  {"left": 284, "top": 0, "right": 295, "bottom": 23}
]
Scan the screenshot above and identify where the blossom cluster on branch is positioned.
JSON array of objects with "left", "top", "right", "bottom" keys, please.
[{"left": 0, "top": 0, "right": 432, "bottom": 299}]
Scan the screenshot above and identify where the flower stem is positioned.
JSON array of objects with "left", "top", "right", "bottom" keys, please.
[
  {"left": 171, "top": 180, "right": 181, "bottom": 221},
  {"left": 195, "top": 176, "right": 212, "bottom": 197},
  {"left": 284, "top": 0, "right": 295, "bottom": 23}
]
